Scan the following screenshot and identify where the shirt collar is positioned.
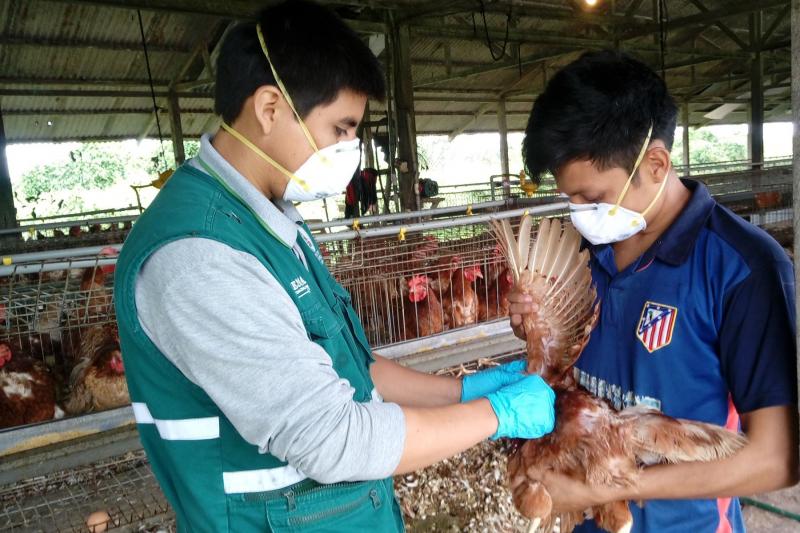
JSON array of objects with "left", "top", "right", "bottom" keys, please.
[
  {"left": 588, "top": 178, "right": 714, "bottom": 270},
  {"left": 653, "top": 179, "right": 714, "bottom": 266},
  {"left": 191, "top": 133, "right": 303, "bottom": 248}
]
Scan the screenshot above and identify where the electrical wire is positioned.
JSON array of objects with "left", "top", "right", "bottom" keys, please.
[
  {"left": 657, "top": 0, "right": 669, "bottom": 79},
  {"left": 478, "top": 0, "right": 511, "bottom": 62},
  {"left": 137, "top": 10, "right": 168, "bottom": 170}
]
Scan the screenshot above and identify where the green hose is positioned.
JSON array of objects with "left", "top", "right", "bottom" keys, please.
[{"left": 740, "top": 497, "right": 800, "bottom": 522}]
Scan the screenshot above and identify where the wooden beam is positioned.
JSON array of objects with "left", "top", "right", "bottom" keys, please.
[
  {"left": 391, "top": 22, "right": 419, "bottom": 211},
  {"left": 0, "top": 105, "right": 16, "bottom": 232},
  {"left": 168, "top": 92, "right": 185, "bottom": 165},
  {"left": 750, "top": 12, "right": 765, "bottom": 166}
]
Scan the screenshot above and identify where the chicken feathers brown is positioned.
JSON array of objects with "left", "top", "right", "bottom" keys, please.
[
  {"left": 489, "top": 216, "right": 746, "bottom": 533},
  {"left": 65, "top": 323, "right": 129, "bottom": 414},
  {"left": 0, "top": 340, "right": 63, "bottom": 429}
]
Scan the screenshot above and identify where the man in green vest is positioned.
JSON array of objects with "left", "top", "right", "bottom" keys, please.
[{"left": 115, "top": 1, "right": 556, "bottom": 531}]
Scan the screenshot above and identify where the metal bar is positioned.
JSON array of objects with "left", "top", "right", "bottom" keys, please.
[
  {"left": 763, "top": 5, "right": 791, "bottom": 44},
  {"left": 309, "top": 200, "right": 509, "bottom": 230},
  {"left": 686, "top": 0, "right": 749, "bottom": 50},
  {"left": 42, "top": 0, "right": 388, "bottom": 34},
  {"left": 315, "top": 202, "right": 568, "bottom": 243},
  {"left": 622, "top": 0, "right": 787, "bottom": 40},
  {"left": 0, "top": 33, "right": 191, "bottom": 53},
  {"left": 0, "top": 214, "right": 137, "bottom": 236},
  {"left": 2, "top": 107, "right": 212, "bottom": 116},
  {"left": 792, "top": 0, "right": 800, "bottom": 479},
  {"left": 0, "top": 87, "right": 212, "bottom": 99}
]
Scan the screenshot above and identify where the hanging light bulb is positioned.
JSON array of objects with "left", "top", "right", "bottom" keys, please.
[{"left": 585, "top": 0, "right": 598, "bottom": 6}]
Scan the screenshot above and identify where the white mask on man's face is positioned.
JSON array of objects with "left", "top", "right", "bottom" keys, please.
[{"left": 568, "top": 124, "right": 669, "bottom": 245}]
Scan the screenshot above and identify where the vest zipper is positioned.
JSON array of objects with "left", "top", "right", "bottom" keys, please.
[
  {"left": 283, "top": 489, "right": 297, "bottom": 511},
  {"left": 286, "top": 487, "right": 380, "bottom": 526}
]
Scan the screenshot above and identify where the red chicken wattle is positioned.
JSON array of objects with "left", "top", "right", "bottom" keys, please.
[{"left": 489, "top": 216, "right": 746, "bottom": 533}]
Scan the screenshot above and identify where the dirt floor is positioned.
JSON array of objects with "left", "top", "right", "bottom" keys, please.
[{"left": 742, "top": 484, "right": 800, "bottom": 533}]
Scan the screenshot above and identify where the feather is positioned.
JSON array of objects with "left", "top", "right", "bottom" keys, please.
[
  {"left": 517, "top": 215, "right": 533, "bottom": 272},
  {"left": 530, "top": 217, "right": 551, "bottom": 273}
]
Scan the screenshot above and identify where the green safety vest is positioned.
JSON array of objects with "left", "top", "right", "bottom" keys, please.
[{"left": 114, "top": 163, "right": 405, "bottom": 533}]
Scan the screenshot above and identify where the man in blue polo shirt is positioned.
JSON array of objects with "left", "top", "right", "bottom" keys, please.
[{"left": 509, "top": 50, "right": 799, "bottom": 532}]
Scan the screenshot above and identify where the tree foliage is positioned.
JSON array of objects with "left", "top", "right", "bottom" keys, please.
[{"left": 19, "top": 143, "right": 129, "bottom": 202}]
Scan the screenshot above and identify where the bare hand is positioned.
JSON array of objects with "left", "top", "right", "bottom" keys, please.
[
  {"left": 508, "top": 290, "right": 533, "bottom": 340},
  {"left": 530, "top": 470, "right": 616, "bottom": 514}
]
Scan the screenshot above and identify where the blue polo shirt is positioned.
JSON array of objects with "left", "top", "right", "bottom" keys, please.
[{"left": 574, "top": 179, "right": 796, "bottom": 533}]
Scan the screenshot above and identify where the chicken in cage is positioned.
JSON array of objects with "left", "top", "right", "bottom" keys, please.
[{"left": 0, "top": 247, "right": 129, "bottom": 430}]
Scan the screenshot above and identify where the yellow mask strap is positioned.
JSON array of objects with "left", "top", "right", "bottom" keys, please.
[
  {"left": 638, "top": 160, "right": 671, "bottom": 220},
  {"left": 221, "top": 122, "right": 311, "bottom": 192},
  {"left": 609, "top": 123, "right": 654, "bottom": 215},
  {"left": 256, "top": 24, "right": 321, "bottom": 155}
]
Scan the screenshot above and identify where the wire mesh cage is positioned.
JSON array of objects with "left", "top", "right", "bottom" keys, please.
[
  {"left": 0, "top": 451, "right": 171, "bottom": 533},
  {"left": 0, "top": 246, "right": 124, "bottom": 430},
  {"left": 322, "top": 210, "right": 567, "bottom": 347}
]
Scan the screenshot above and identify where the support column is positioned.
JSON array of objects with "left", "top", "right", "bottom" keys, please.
[
  {"left": 392, "top": 22, "right": 419, "bottom": 211},
  {"left": 168, "top": 91, "right": 185, "bottom": 166},
  {"left": 750, "top": 12, "right": 764, "bottom": 168},
  {"left": 497, "top": 97, "right": 510, "bottom": 199},
  {"left": 792, "top": 0, "right": 799, "bottom": 467},
  {"left": 682, "top": 101, "right": 691, "bottom": 175},
  {"left": 0, "top": 105, "right": 17, "bottom": 233}
]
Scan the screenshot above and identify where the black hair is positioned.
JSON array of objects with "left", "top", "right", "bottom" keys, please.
[
  {"left": 214, "top": 0, "right": 385, "bottom": 124},
  {"left": 522, "top": 50, "right": 677, "bottom": 184}
]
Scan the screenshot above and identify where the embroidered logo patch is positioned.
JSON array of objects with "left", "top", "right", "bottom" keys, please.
[
  {"left": 636, "top": 301, "right": 677, "bottom": 353},
  {"left": 290, "top": 276, "right": 311, "bottom": 298}
]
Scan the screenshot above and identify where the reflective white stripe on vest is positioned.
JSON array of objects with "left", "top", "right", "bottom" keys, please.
[
  {"left": 132, "top": 402, "right": 220, "bottom": 440},
  {"left": 223, "top": 465, "right": 307, "bottom": 494}
]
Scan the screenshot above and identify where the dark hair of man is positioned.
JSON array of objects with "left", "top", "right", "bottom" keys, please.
[
  {"left": 214, "top": 0, "right": 385, "bottom": 124},
  {"left": 522, "top": 50, "right": 678, "bottom": 184}
]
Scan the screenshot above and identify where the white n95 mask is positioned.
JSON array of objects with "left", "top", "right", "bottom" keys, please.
[
  {"left": 220, "top": 23, "right": 361, "bottom": 203},
  {"left": 568, "top": 123, "right": 670, "bottom": 245}
]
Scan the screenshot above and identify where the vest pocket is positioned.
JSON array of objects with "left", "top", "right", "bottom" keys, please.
[
  {"left": 226, "top": 498, "right": 271, "bottom": 532},
  {"left": 265, "top": 480, "right": 386, "bottom": 531},
  {"left": 300, "top": 304, "right": 344, "bottom": 340}
]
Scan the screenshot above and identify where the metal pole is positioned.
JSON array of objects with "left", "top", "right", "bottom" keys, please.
[
  {"left": 168, "top": 91, "right": 185, "bottom": 165},
  {"left": 310, "top": 199, "right": 512, "bottom": 230},
  {"left": 0, "top": 104, "right": 18, "bottom": 235},
  {"left": 750, "top": 12, "right": 765, "bottom": 168},
  {"left": 316, "top": 202, "right": 567, "bottom": 243},
  {"left": 791, "top": 0, "right": 799, "bottom": 465},
  {"left": 682, "top": 101, "right": 691, "bottom": 174}
]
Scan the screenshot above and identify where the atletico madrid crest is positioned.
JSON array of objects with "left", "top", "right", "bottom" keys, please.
[{"left": 636, "top": 301, "right": 678, "bottom": 353}]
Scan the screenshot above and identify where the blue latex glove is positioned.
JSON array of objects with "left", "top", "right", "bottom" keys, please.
[
  {"left": 486, "top": 374, "right": 556, "bottom": 440},
  {"left": 460, "top": 360, "right": 528, "bottom": 403}
]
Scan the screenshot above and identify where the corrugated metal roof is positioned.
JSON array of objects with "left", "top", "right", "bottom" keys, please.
[{"left": 0, "top": 0, "right": 792, "bottom": 142}]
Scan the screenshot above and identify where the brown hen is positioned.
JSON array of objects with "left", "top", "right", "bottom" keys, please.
[
  {"left": 401, "top": 275, "right": 445, "bottom": 340},
  {"left": 442, "top": 265, "right": 483, "bottom": 328},
  {"left": 490, "top": 216, "right": 747, "bottom": 533},
  {"left": 0, "top": 340, "right": 63, "bottom": 429},
  {"left": 65, "top": 323, "right": 129, "bottom": 414}
]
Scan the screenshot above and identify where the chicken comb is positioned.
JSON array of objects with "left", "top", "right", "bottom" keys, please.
[{"left": 488, "top": 215, "right": 599, "bottom": 383}]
